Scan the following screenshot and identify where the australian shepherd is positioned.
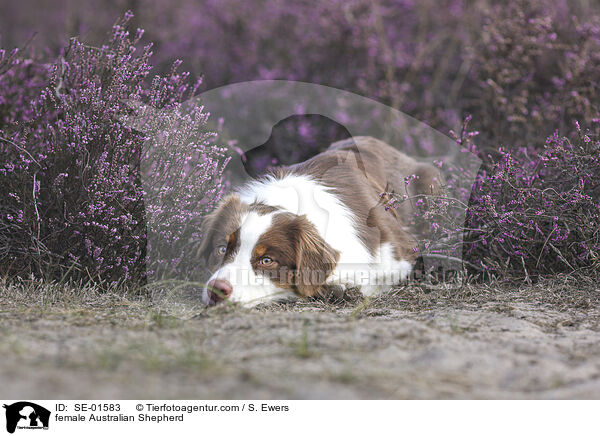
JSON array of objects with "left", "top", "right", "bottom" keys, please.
[{"left": 198, "top": 136, "right": 441, "bottom": 306}]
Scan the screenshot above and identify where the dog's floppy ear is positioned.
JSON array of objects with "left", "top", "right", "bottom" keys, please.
[{"left": 293, "top": 215, "right": 340, "bottom": 297}]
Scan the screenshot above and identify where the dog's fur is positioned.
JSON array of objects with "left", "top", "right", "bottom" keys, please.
[{"left": 198, "top": 136, "right": 442, "bottom": 306}]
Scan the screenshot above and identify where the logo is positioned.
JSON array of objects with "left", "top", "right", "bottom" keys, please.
[{"left": 3, "top": 402, "right": 50, "bottom": 434}]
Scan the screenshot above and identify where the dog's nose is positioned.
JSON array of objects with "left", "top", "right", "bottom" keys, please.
[{"left": 207, "top": 279, "right": 233, "bottom": 305}]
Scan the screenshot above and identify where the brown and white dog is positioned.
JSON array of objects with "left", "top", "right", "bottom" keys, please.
[{"left": 198, "top": 136, "right": 441, "bottom": 306}]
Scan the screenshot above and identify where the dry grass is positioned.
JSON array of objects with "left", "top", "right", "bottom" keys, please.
[{"left": 1, "top": 274, "right": 600, "bottom": 399}]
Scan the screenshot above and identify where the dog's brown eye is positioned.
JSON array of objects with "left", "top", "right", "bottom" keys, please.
[
  {"left": 216, "top": 246, "right": 226, "bottom": 255},
  {"left": 259, "top": 256, "right": 273, "bottom": 265}
]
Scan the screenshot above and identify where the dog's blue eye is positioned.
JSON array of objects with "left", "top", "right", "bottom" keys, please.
[
  {"left": 217, "top": 246, "right": 226, "bottom": 255},
  {"left": 260, "top": 256, "right": 273, "bottom": 265}
]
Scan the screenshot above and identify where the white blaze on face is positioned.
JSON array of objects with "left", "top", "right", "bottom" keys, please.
[{"left": 202, "top": 210, "right": 295, "bottom": 306}]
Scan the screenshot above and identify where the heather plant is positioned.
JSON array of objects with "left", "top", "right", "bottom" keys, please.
[
  {"left": 0, "top": 47, "right": 54, "bottom": 279},
  {"left": 143, "top": 0, "right": 599, "bottom": 158},
  {"left": 466, "top": 0, "right": 600, "bottom": 151},
  {"left": 400, "top": 118, "right": 600, "bottom": 280},
  {"left": 0, "top": 46, "right": 49, "bottom": 128},
  {"left": 3, "top": 0, "right": 599, "bottom": 153},
  {"left": 2, "top": 1, "right": 600, "bottom": 286},
  {"left": 462, "top": 122, "right": 600, "bottom": 278},
  {"left": 1, "top": 0, "right": 474, "bottom": 160},
  {"left": 0, "top": 13, "right": 228, "bottom": 284}
]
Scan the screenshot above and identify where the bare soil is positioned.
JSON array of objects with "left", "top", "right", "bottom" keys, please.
[{"left": 1, "top": 276, "right": 600, "bottom": 399}]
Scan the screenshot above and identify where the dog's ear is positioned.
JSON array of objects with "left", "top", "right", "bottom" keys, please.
[{"left": 293, "top": 215, "right": 340, "bottom": 297}]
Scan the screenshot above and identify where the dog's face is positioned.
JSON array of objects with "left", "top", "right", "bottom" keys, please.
[{"left": 198, "top": 194, "right": 339, "bottom": 306}]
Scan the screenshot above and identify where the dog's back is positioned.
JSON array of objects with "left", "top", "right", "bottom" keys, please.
[{"left": 283, "top": 136, "right": 442, "bottom": 262}]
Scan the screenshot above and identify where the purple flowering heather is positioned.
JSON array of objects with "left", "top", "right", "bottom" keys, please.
[
  {"left": 0, "top": 13, "right": 228, "bottom": 283},
  {"left": 467, "top": 0, "right": 600, "bottom": 151},
  {"left": 445, "top": 119, "right": 599, "bottom": 278},
  {"left": 1, "top": 1, "right": 600, "bottom": 285}
]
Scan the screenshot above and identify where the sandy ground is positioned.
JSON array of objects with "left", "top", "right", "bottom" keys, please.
[{"left": 1, "top": 278, "right": 600, "bottom": 399}]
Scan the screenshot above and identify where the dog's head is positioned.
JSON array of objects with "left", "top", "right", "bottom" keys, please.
[{"left": 197, "top": 194, "right": 340, "bottom": 306}]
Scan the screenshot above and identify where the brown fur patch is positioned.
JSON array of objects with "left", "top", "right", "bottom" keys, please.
[
  {"left": 252, "top": 212, "right": 340, "bottom": 297},
  {"left": 197, "top": 194, "right": 247, "bottom": 271},
  {"left": 253, "top": 244, "right": 267, "bottom": 257},
  {"left": 248, "top": 202, "right": 280, "bottom": 215}
]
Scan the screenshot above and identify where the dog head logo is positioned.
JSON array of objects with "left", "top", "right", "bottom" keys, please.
[{"left": 3, "top": 402, "right": 50, "bottom": 434}]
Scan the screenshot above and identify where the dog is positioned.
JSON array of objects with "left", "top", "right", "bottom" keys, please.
[{"left": 198, "top": 136, "right": 442, "bottom": 306}]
